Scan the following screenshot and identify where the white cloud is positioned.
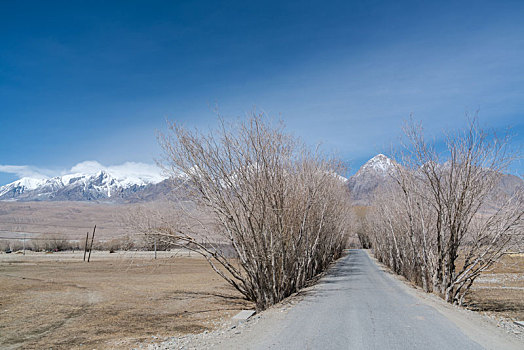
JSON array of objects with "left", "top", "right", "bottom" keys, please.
[
  {"left": 0, "top": 165, "right": 53, "bottom": 179},
  {"left": 69, "top": 160, "right": 105, "bottom": 175},
  {"left": 68, "top": 161, "right": 165, "bottom": 183}
]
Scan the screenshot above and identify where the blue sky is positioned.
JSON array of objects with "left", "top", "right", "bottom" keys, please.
[{"left": 1, "top": 0, "right": 523, "bottom": 185}]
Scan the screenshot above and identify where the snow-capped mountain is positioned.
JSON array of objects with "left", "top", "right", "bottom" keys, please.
[
  {"left": 356, "top": 154, "right": 395, "bottom": 174},
  {"left": 3, "top": 155, "right": 519, "bottom": 204},
  {"left": 0, "top": 177, "right": 48, "bottom": 198},
  {"left": 0, "top": 168, "right": 172, "bottom": 202},
  {"left": 348, "top": 154, "right": 397, "bottom": 204},
  {"left": 348, "top": 154, "right": 523, "bottom": 205}
]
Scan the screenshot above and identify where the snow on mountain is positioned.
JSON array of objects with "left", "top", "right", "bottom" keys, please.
[
  {"left": 334, "top": 173, "right": 349, "bottom": 183},
  {"left": 347, "top": 154, "right": 523, "bottom": 205},
  {"left": 0, "top": 177, "right": 48, "bottom": 198},
  {"left": 352, "top": 154, "right": 395, "bottom": 177},
  {"left": 0, "top": 162, "right": 170, "bottom": 202},
  {"left": 13, "top": 177, "right": 47, "bottom": 190},
  {"left": 348, "top": 154, "right": 397, "bottom": 204},
  {"left": 68, "top": 161, "right": 167, "bottom": 186}
]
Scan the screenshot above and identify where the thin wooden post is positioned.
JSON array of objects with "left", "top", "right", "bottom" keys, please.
[
  {"left": 87, "top": 225, "right": 96, "bottom": 262},
  {"left": 22, "top": 234, "right": 25, "bottom": 256},
  {"left": 154, "top": 237, "right": 157, "bottom": 260},
  {"left": 83, "top": 232, "right": 89, "bottom": 261}
]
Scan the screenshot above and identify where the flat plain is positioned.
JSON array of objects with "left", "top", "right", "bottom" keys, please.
[
  {"left": 0, "top": 251, "right": 251, "bottom": 349},
  {"left": 0, "top": 201, "right": 146, "bottom": 241}
]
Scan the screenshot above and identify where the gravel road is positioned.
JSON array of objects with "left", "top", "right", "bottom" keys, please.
[{"left": 206, "top": 249, "right": 522, "bottom": 350}]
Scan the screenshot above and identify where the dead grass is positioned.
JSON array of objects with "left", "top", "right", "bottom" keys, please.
[
  {"left": 464, "top": 254, "right": 524, "bottom": 320},
  {"left": 0, "top": 251, "right": 252, "bottom": 349}
]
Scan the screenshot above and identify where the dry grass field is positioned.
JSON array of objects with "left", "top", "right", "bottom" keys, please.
[
  {"left": 465, "top": 253, "right": 524, "bottom": 321},
  {"left": 0, "top": 251, "right": 251, "bottom": 350}
]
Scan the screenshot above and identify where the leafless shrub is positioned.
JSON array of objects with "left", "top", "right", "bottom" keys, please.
[
  {"left": 1, "top": 240, "right": 23, "bottom": 252},
  {"left": 366, "top": 118, "right": 523, "bottom": 305},
  {"left": 41, "top": 236, "right": 80, "bottom": 251},
  {"left": 97, "top": 235, "right": 137, "bottom": 252},
  {"left": 138, "top": 233, "right": 177, "bottom": 251},
  {"left": 131, "top": 114, "right": 351, "bottom": 310}
]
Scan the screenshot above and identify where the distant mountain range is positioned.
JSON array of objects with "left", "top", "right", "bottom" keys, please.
[
  {"left": 0, "top": 169, "right": 177, "bottom": 202},
  {"left": 0, "top": 154, "right": 521, "bottom": 203},
  {"left": 347, "top": 154, "right": 524, "bottom": 205}
]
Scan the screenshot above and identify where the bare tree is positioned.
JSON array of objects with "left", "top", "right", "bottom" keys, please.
[
  {"left": 133, "top": 114, "right": 351, "bottom": 310},
  {"left": 366, "top": 118, "right": 523, "bottom": 305}
]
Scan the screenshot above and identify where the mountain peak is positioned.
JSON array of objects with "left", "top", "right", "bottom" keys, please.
[
  {"left": 359, "top": 154, "right": 395, "bottom": 174},
  {"left": 14, "top": 177, "right": 48, "bottom": 190},
  {"left": 347, "top": 154, "right": 397, "bottom": 204},
  {"left": 0, "top": 177, "right": 48, "bottom": 198}
]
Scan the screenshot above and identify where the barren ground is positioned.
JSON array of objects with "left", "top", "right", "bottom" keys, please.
[
  {"left": 0, "top": 251, "right": 251, "bottom": 350},
  {"left": 0, "top": 201, "right": 150, "bottom": 241},
  {"left": 465, "top": 253, "right": 524, "bottom": 321}
]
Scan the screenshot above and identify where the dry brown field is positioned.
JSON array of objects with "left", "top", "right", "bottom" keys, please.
[
  {"left": 0, "top": 251, "right": 251, "bottom": 349},
  {"left": 464, "top": 253, "right": 524, "bottom": 321}
]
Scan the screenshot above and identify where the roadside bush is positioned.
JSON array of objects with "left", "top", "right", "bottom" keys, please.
[
  {"left": 365, "top": 119, "right": 523, "bottom": 305},
  {"left": 134, "top": 114, "right": 351, "bottom": 310}
]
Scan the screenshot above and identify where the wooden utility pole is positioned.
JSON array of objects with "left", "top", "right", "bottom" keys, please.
[
  {"left": 87, "top": 225, "right": 96, "bottom": 262},
  {"left": 83, "top": 232, "right": 89, "bottom": 261},
  {"left": 154, "top": 237, "right": 157, "bottom": 259}
]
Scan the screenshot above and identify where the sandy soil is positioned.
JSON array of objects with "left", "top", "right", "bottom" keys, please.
[{"left": 0, "top": 251, "right": 251, "bottom": 349}]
